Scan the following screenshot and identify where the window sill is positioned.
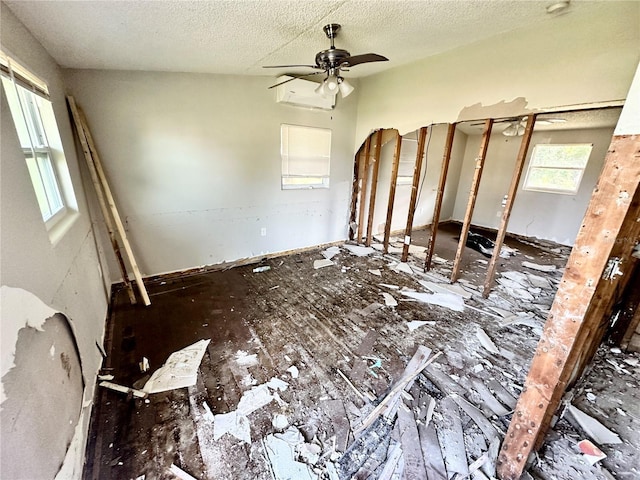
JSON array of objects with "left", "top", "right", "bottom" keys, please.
[{"left": 48, "top": 210, "right": 80, "bottom": 246}]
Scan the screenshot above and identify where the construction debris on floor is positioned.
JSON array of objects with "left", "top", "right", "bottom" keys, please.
[{"left": 86, "top": 226, "right": 639, "bottom": 480}]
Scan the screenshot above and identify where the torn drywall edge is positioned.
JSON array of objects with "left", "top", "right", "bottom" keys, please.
[{"left": 1, "top": 285, "right": 58, "bottom": 404}]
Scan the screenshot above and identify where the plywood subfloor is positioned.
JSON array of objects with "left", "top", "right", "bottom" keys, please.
[{"left": 84, "top": 227, "right": 639, "bottom": 480}]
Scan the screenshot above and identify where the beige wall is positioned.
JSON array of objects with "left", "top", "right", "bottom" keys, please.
[
  {"left": 452, "top": 126, "right": 616, "bottom": 245},
  {"left": 354, "top": 2, "right": 639, "bottom": 145},
  {"left": 63, "top": 69, "right": 359, "bottom": 279},
  {"left": 0, "top": 4, "right": 109, "bottom": 478}
]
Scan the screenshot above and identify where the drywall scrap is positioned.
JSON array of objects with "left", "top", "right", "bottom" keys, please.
[{"left": 142, "top": 339, "right": 210, "bottom": 394}]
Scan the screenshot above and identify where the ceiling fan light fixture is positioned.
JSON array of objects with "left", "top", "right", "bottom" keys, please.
[
  {"left": 338, "top": 77, "right": 354, "bottom": 98},
  {"left": 325, "top": 74, "right": 339, "bottom": 92},
  {"left": 502, "top": 121, "right": 523, "bottom": 137}
]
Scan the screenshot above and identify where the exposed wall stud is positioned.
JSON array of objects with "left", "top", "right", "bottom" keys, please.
[
  {"left": 365, "top": 130, "right": 384, "bottom": 246},
  {"left": 497, "top": 134, "right": 640, "bottom": 480},
  {"left": 482, "top": 115, "right": 536, "bottom": 297},
  {"left": 402, "top": 127, "right": 428, "bottom": 262},
  {"left": 356, "top": 136, "right": 371, "bottom": 243},
  {"left": 451, "top": 119, "right": 493, "bottom": 282},
  {"left": 383, "top": 131, "right": 403, "bottom": 253},
  {"left": 425, "top": 123, "right": 456, "bottom": 270}
]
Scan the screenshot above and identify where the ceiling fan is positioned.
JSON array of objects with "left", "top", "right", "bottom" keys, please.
[
  {"left": 470, "top": 117, "right": 567, "bottom": 136},
  {"left": 263, "top": 23, "right": 388, "bottom": 98}
]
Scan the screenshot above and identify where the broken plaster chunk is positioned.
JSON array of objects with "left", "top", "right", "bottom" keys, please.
[
  {"left": 314, "top": 259, "right": 335, "bottom": 269},
  {"left": 272, "top": 414, "right": 289, "bottom": 430},
  {"left": 400, "top": 291, "right": 465, "bottom": 312},
  {"left": 287, "top": 365, "right": 299, "bottom": 379},
  {"left": 578, "top": 439, "right": 607, "bottom": 465},
  {"left": 264, "top": 433, "right": 317, "bottom": 480},
  {"left": 379, "top": 283, "right": 400, "bottom": 290},
  {"left": 169, "top": 464, "right": 197, "bottom": 480},
  {"left": 369, "top": 269, "right": 382, "bottom": 276},
  {"left": 322, "top": 246, "right": 340, "bottom": 260},
  {"left": 567, "top": 404, "right": 622, "bottom": 445},
  {"left": 142, "top": 339, "right": 210, "bottom": 394},
  {"left": 266, "top": 377, "right": 289, "bottom": 392},
  {"left": 235, "top": 350, "right": 259, "bottom": 367},
  {"left": 522, "top": 261, "right": 556, "bottom": 272},
  {"left": 381, "top": 292, "right": 398, "bottom": 307},
  {"left": 390, "top": 262, "right": 413, "bottom": 274},
  {"left": 343, "top": 245, "right": 376, "bottom": 257},
  {"left": 406, "top": 320, "right": 435, "bottom": 331},
  {"left": 253, "top": 265, "right": 271, "bottom": 273},
  {"left": 476, "top": 327, "right": 500, "bottom": 355}
]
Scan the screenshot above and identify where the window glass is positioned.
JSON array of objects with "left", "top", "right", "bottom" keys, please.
[{"left": 523, "top": 144, "right": 593, "bottom": 194}]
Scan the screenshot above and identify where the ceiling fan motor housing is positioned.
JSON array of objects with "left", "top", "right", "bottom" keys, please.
[{"left": 315, "top": 48, "right": 351, "bottom": 70}]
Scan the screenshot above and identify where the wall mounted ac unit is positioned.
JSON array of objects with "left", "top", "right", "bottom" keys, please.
[{"left": 275, "top": 76, "right": 335, "bottom": 110}]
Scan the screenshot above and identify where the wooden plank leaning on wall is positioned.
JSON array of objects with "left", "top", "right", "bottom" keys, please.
[
  {"left": 451, "top": 119, "right": 493, "bottom": 282},
  {"left": 425, "top": 123, "right": 456, "bottom": 271},
  {"left": 497, "top": 133, "right": 640, "bottom": 480},
  {"left": 68, "top": 96, "right": 151, "bottom": 306},
  {"left": 482, "top": 115, "right": 537, "bottom": 297}
]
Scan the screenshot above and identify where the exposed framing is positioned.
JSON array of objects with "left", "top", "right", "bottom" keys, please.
[
  {"left": 401, "top": 127, "right": 428, "bottom": 262},
  {"left": 383, "top": 131, "right": 403, "bottom": 253},
  {"left": 497, "top": 133, "right": 640, "bottom": 480},
  {"left": 365, "top": 130, "right": 383, "bottom": 247},
  {"left": 482, "top": 115, "right": 536, "bottom": 297},
  {"left": 425, "top": 123, "right": 456, "bottom": 271},
  {"left": 356, "top": 136, "right": 372, "bottom": 243},
  {"left": 451, "top": 119, "right": 493, "bottom": 282}
]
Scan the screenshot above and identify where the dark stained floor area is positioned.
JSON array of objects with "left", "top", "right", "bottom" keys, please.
[{"left": 84, "top": 224, "right": 639, "bottom": 480}]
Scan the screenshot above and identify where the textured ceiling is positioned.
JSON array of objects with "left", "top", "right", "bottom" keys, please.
[{"left": 4, "top": 0, "right": 597, "bottom": 78}]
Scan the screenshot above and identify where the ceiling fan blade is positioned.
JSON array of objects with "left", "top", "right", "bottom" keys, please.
[
  {"left": 262, "top": 64, "right": 320, "bottom": 69},
  {"left": 267, "top": 71, "right": 324, "bottom": 89},
  {"left": 341, "top": 53, "right": 388, "bottom": 67}
]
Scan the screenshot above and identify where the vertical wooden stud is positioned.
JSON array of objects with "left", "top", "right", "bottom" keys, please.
[
  {"left": 356, "top": 136, "right": 371, "bottom": 243},
  {"left": 482, "top": 115, "right": 536, "bottom": 297},
  {"left": 451, "top": 119, "right": 493, "bottom": 283},
  {"left": 383, "top": 131, "right": 403, "bottom": 253},
  {"left": 497, "top": 134, "right": 640, "bottom": 480},
  {"left": 401, "top": 127, "right": 428, "bottom": 262},
  {"left": 365, "top": 130, "right": 384, "bottom": 246},
  {"left": 425, "top": 123, "right": 456, "bottom": 270}
]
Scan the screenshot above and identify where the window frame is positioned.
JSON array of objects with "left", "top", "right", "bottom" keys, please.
[
  {"left": 280, "top": 123, "right": 331, "bottom": 190},
  {"left": 1, "top": 51, "right": 77, "bottom": 240},
  {"left": 523, "top": 143, "right": 593, "bottom": 195}
]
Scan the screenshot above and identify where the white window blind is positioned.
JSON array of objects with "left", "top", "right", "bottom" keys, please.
[{"left": 281, "top": 124, "right": 331, "bottom": 189}]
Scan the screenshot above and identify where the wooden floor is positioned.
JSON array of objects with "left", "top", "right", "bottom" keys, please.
[{"left": 84, "top": 225, "right": 640, "bottom": 480}]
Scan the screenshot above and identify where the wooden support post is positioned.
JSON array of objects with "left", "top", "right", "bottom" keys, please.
[
  {"left": 497, "top": 133, "right": 640, "bottom": 480},
  {"left": 383, "top": 131, "right": 402, "bottom": 253},
  {"left": 67, "top": 98, "right": 136, "bottom": 304},
  {"left": 401, "top": 127, "right": 428, "bottom": 262},
  {"left": 365, "top": 130, "right": 383, "bottom": 246},
  {"left": 356, "top": 136, "right": 371, "bottom": 244},
  {"left": 349, "top": 145, "right": 364, "bottom": 241},
  {"left": 68, "top": 96, "right": 151, "bottom": 306},
  {"left": 482, "top": 115, "right": 536, "bottom": 297},
  {"left": 425, "top": 123, "right": 455, "bottom": 270},
  {"left": 451, "top": 119, "right": 493, "bottom": 282}
]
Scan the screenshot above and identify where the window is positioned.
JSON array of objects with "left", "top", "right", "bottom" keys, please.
[
  {"left": 523, "top": 144, "right": 593, "bottom": 195},
  {"left": 396, "top": 137, "right": 417, "bottom": 185},
  {"left": 281, "top": 124, "right": 331, "bottom": 189},
  {"left": 1, "top": 52, "right": 77, "bottom": 234}
]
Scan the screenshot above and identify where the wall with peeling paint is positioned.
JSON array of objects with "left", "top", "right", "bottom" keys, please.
[
  {"left": 354, "top": 2, "right": 639, "bottom": 145},
  {"left": 452, "top": 127, "right": 616, "bottom": 246},
  {"left": 62, "top": 69, "right": 359, "bottom": 279},
  {"left": 0, "top": 4, "right": 109, "bottom": 478}
]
